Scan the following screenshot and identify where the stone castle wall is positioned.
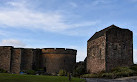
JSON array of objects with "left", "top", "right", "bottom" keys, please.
[
  {"left": 0, "top": 46, "right": 12, "bottom": 72},
  {"left": 42, "top": 48, "right": 76, "bottom": 74},
  {"left": 32, "top": 49, "right": 42, "bottom": 70},
  {"left": 0, "top": 46, "right": 76, "bottom": 74},
  {"left": 11, "top": 48, "right": 22, "bottom": 73},
  {"left": 87, "top": 35, "right": 106, "bottom": 73},
  {"left": 106, "top": 28, "right": 133, "bottom": 71},
  {"left": 20, "top": 48, "right": 33, "bottom": 71}
]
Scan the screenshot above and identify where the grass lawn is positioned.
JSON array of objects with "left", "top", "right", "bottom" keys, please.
[{"left": 0, "top": 73, "right": 85, "bottom": 82}]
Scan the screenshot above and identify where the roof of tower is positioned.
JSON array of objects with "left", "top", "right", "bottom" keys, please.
[{"left": 88, "top": 24, "right": 119, "bottom": 41}]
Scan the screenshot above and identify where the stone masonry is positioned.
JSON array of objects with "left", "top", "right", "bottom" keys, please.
[
  {"left": 32, "top": 49, "right": 42, "bottom": 70},
  {"left": 11, "top": 48, "right": 22, "bottom": 73},
  {"left": 0, "top": 46, "right": 12, "bottom": 72},
  {"left": 42, "top": 48, "right": 76, "bottom": 74},
  {"left": 87, "top": 25, "right": 133, "bottom": 73},
  {"left": 0, "top": 47, "right": 77, "bottom": 74},
  {"left": 20, "top": 48, "right": 34, "bottom": 71}
]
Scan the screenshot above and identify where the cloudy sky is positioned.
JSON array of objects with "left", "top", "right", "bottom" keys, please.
[{"left": 0, "top": 0, "right": 137, "bottom": 63}]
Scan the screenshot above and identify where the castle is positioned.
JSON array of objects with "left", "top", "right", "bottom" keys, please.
[
  {"left": 0, "top": 47, "right": 77, "bottom": 74},
  {"left": 87, "top": 25, "right": 133, "bottom": 73},
  {"left": 0, "top": 25, "right": 134, "bottom": 75}
]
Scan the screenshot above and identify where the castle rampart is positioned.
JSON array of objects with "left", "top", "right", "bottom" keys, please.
[
  {"left": 32, "top": 49, "right": 42, "bottom": 70},
  {"left": 42, "top": 48, "right": 76, "bottom": 54},
  {"left": 42, "top": 48, "right": 77, "bottom": 74},
  {"left": 0, "top": 46, "right": 13, "bottom": 72},
  {"left": 11, "top": 48, "right": 22, "bottom": 73},
  {"left": 0, "top": 47, "right": 77, "bottom": 74},
  {"left": 20, "top": 48, "right": 34, "bottom": 71}
]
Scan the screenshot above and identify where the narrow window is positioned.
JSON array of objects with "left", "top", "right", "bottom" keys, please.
[
  {"left": 99, "top": 48, "right": 102, "bottom": 59},
  {"left": 123, "top": 43, "right": 126, "bottom": 49},
  {"left": 100, "top": 48, "right": 101, "bottom": 56},
  {"left": 113, "top": 45, "right": 117, "bottom": 50},
  {"left": 44, "top": 67, "right": 46, "bottom": 72}
]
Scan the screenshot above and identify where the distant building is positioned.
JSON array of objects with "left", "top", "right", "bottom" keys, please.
[
  {"left": 87, "top": 25, "right": 133, "bottom": 73},
  {"left": 0, "top": 47, "right": 77, "bottom": 74}
]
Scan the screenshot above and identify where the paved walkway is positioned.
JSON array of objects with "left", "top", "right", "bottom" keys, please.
[{"left": 85, "top": 76, "right": 137, "bottom": 82}]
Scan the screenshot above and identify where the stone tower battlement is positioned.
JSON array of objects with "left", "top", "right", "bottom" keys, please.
[
  {"left": 42, "top": 48, "right": 77, "bottom": 55},
  {"left": 41, "top": 48, "right": 77, "bottom": 74},
  {"left": 0, "top": 46, "right": 77, "bottom": 74}
]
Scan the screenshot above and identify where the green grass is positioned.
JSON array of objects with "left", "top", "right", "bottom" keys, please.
[{"left": 0, "top": 73, "right": 85, "bottom": 82}]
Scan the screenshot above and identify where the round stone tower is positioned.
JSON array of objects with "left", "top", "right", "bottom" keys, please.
[{"left": 42, "top": 48, "right": 77, "bottom": 74}]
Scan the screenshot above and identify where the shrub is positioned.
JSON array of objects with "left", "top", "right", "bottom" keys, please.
[
  {"left": 73, "top": 65, "right": 86, "bottom": 77},
  {"left": 58, "top": 69, "right": 67, "bottom": 76},
  {"left": 37, "top": 69, "right": 44, "bottom": 71},
  {"left": 101, "top": 73, "right": 115, "bottom": 79},
  {"left": 0, "top": 69, "right": 7, "bottom": 73},
  {"left": 130, "top": 65, "right": 137, "bottom": 71},
  {"left": 112, "top": 67, "right": 136, "bottom": 77},
  {"left": 81, "top": 66, "right": 137, "bottom": 79},
  {"left": 36, "top": 69, "right": 45, "bottom": 75},
  {"left": 81, "top": 73, "right": 115, "bottom": 79},
  {"left": 111, "top": 67, "right": 127, "bottom": 73},
  {"left": 24, "top": 70, "right": 36, "bottom": 75},
  {"left": 81, "top": 74, "right": 96, "bottom": 78},
  {"left": 51, "top": 73, "right": 57, "bottom": 76}
]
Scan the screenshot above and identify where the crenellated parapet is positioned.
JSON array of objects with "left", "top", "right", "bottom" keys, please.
[
  {"left": 42, "top": 48, "right": 77, "bottom": 55},
  {"left": 41, "top": 48, "right": 77, "bottom": 74},
  {"left": 0, "top": 46, "right": 77, "bottom": 74}
]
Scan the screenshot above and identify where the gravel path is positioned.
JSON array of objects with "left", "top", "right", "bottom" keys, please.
[{"left": 85, "top": 76, "right": 137, "bottom": 82}]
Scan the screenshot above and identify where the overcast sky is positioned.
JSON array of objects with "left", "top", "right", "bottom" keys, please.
[{"left": 0, "top": 0, "right": 137, "bottom": 63}]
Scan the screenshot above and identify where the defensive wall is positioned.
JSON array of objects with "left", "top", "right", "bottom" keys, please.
[
  {"left": 11, "top": 48, "right": 22, "bottom": 74},
  {"left": 42, "top": 48, "right": 76, "bottom": 74},
  {"left": 0, "top": 47, "right": 77, "bottom": 74},
  {"left": 0, "top": 46, "right": 13, "bottom": 72}
]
